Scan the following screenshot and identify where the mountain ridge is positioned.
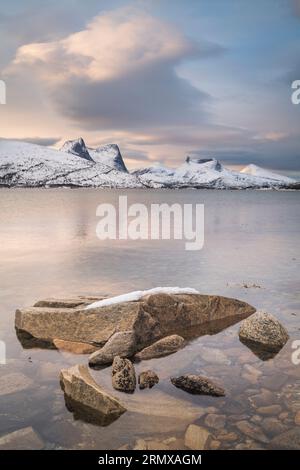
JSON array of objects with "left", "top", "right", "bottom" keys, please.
[{"left": 0, "top": 138, "right": 298, "bottom": 189}]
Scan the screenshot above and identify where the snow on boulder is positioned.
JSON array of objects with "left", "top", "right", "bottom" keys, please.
[
  {"left": 60, "top": 138, "right": 93, "bottom": 161},
  {"left": 85, "top": 287, "right": 200, "bottom": 309}
]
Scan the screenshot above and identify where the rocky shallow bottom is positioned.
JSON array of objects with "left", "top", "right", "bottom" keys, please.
[{"left": 0, "top": 292, "right": 299, "bottom": 450}]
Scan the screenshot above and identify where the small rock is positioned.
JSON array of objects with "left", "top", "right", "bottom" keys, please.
[
  {"left": 146, "top": 440, "right": 170, "bottom": 450},
  {"left": 0, "top": 427, "right": 44, "bottom": 450},
  {"left": 295, "top": 411, "right": 300, "bottom": 425},
  {"left": 163, "top": 437, "right": 177, "bottom": 445},
  {"left": 250, "top": 415, "right": 262, "bottom": 423},
  {"left": 138, "top": 370, "right": 159, "bottom": 390},
  {"left": 171, "top": 375, "right": 225, "bottom": 397},
  {"left": 53, "top": 339, "right": 98, "bottom": 354},
  {"left": 135, "top": 335, "right": 185, "bottom": 360},
  {"left": 256, "top": 405, "right": 282, "bottom": 415},
  {"left": 249, "top": 388, "right": 278, "bottom": 408},
  {"left": 261, "top": 374, "right": 288, "bottom": 391},
  {"left": 184, "top": 424, "right": 212, "bottom": 450},
  {"left": 209, "top": 439, "right": 221, "bottom": 450},
  {"left": 133, "top": 439, "right": 148, "bottom": 450},
  {"left": 204, "top": 414, "right": 226, "bottom": 430},
  {"left": 167, "top": 438, "right": 186, "bottom": 450},
  {"left": 239, "top": 311, "right": 289, "bottom": 359},
  {"left": 217, "top": 431, "right": 238, "bottom": 442},
  {"left": 112, "top": 356, "right": 136, "bottom": 393},
  {"left": 269, "top": 428, "right": 300, "bottom": 449},
  {"left": 236, "top": 420, "right": 268, "bottom": 443},
  {"left": 118, "top": 444, "right": 131, "bottom": 450},
  {"left": 241, "top": 364, "right": 262, "bottom": 384},
  {"left": 89, "top": 331, "right": 136, "bottom": 366},
  {"left": 261, "top": 418, "right": 288, "bottom": 437}
]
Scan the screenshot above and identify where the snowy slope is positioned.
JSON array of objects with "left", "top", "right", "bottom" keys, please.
[
  {"left": 240, "top": 164, "right": 295, "bottom": 183},
  {"left": 135, "top": 157, "right": 298, "bottom": 189},
  {"left": 0, "top": 139, "right": 141, "bottom": 188}
]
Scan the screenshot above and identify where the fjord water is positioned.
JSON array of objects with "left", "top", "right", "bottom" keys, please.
[{"left": 0, "top": 189, "right": 299, "bottom": 449}]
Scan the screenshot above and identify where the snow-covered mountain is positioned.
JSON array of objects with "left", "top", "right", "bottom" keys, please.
[
  {"left": 89, "top": 144, "right": 128, "bottom": 172},
  {"left": 0, "top": 139, "right": 298, "bottom": 189},
  {"left": 134, "top": 157, "right": 299, "bottom": 189},
  {"left": 60, "top": 137, "right": 93, "bottom": 161},
  {"left": 240, "top": 164, "right": 295, "bottom": 184},
  {"left": 0, "top": 139, "right": 141, "bottom": 188}
]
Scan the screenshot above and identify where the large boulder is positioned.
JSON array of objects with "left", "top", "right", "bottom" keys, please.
[
  {"left": 171, "top": 375, "right": 225, "bottom": 397},
  {"left": 89, "top": 331, "right": 136, "bottom": 367},
  {"left": 15, "top": 292, "right": 255, "bottom": 351},
  {"left": 239, "top": 311, "right": 289, "bottom": 359},
  {"left": 135, "top": 335, "right": 185, "bottom": 360},
  {"left": 112, "top": 356, "right": 136, "bottom": 393},
  {"left": 60, "top": 364, "right": 126, "bottom": 425}
]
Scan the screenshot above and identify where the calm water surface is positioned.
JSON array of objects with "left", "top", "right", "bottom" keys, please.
[{"left": 0, "top": 189, "right": 299, "bottom": 449}]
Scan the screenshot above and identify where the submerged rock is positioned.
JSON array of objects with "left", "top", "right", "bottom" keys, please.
[
  {"left": 89, "top": 331, "right": 136, "bottom": 367},
  {"left": 0, "top": 426, "right": 44, "bottom": 450},
  {"left": 53, "top": 338, "right": 98, "bottom": 354},
  {"left": 200, "top": 346, "right": 231, "bottom": 365},
  {"left": 0, "top": 372, "right": 33, "bottom": 397},
  {"left": 138, "top": 371, "right": 159, "bottom": 390},
  {"left": 170, "top": 375, "right": 225, "bottom": 397},
  {"left": 269, "top": 428, "right": 300, "bottom": 449},
  {"left": 112, "top": 356, "right": 136, "bottom": 393},
  {"left": 261, "top": 418, "right": 288, "bottom": 437},
  {"left": 184, "top": 424, "right": 212, "bottom": 450},
  {"left": 60, "top": 364, "right": 126, "bottom": 425},
  {"left": 15, "top": 292, "right": 255, "bottom": 350},
  {"left": 135, "top": 335, "right": 185, "bottom": 360},
  {"left": 235, "top": 420, "right": 268, "bottom": 444},
  {"left": 204, "top": 413, "right": 226, "bottom": 430},
  {"left": 239, "top": 311, "right": 289, "bottom": 359}
]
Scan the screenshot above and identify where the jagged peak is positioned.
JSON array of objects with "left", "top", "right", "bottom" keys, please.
[
  {"left": 90, "top": 143, "right": 128, "bottom": 173},
  {"left": 185, "top": 156, "right": 222, "bottom": 171},
  {"left": 60, "top": 138, "right": 93, "bottom": 161}
]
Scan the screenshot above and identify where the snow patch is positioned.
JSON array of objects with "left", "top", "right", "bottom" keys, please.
[{"left": 85, "top": 287, "right": 200, "bottom": 309}]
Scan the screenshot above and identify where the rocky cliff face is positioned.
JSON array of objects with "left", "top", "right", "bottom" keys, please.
[{"left": 60, "top": 138, "right": 93, "bottom": 161}]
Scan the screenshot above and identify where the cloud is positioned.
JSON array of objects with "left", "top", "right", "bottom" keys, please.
[
  {"left": 292, "top": 0, "right": 300, "bottom": 16},
  {"left": 6, "top": 7, "right": 221, "bottom": 130},
  {"left": 0, "top": 136, "right": 61, "bottom": 146}
]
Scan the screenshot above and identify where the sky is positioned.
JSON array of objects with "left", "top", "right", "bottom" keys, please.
[{"left": 0, "top": 0, "right": 299, "bottom": 174}]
